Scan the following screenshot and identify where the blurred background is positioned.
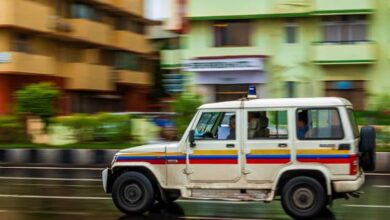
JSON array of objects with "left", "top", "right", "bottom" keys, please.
[
  {"left": 0, "top": 0, "right": 389, "bottom": 150},
  {"left": 1, "top": 1, "right": 390, "bottom": 220}
]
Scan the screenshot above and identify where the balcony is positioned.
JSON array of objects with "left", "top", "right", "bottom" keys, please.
[
  {"left": 313, "top": 0, "right": 374, "bottom": 15},
  {"left": 113, "top": 0, "right": 144, "bottom": 17},
  {"left": 189, "top": 0, "right": 312, "bottom": 20},
  {"left": 184, "top": 47, "right": 270, "bottom": 59},
  {"left": 312, "top": 42, "right": 377, "bottom": 65},
  {"left": 116, "top": 70, "right": 151, "bottom": 85},
  {"left": 62, "top": 63, "right": 114, "bottom": 91},
  {"left": 161, "top": 50, "right": 181, "bottom": 69},
  {"left": 65, "top": 19, "right": 112, "bottom": 45},
  {"left": 113, "top": 31, "right": 152, "bottom": 53},
  {"left": 0, "top": 52, "right": 56, "bottom": 75},
  {"left": 0, "top": 0, "right": 53, "bottom": 32}
]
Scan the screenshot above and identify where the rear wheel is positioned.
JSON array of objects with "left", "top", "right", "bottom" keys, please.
[
  {"left": 112, "top": 172, "right": 155, "bottom": 214},
  {"left": 281, "top": 177, "right": 326, "bottom": 219}
]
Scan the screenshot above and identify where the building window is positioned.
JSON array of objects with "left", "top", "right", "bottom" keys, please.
[
  {"left": 13, "top": 34, "right": 32, "bottom": 53},
  {"left": 286, "top": 81, "right": 295, "bottom": 98},
  {"left": 214, "top": 21, "right": 251, "bottom": 47},
  {"left": 285, "top": 21, "right": 298, "bottom": 44},
  {"left": 70, "top": 3, "right": 101, "bottom": 21},
  {"left": 114, "top": 52, "right": 140, "bottom": 71},
  {"left": 115, "top": 18, "right": 145, "bottom": 35},
  {"left": 322, "top": 15, "right": 367, "bottom": 43}
]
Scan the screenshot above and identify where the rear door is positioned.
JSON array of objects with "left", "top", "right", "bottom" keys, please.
[{"left": 243, "top": 108, "right": 293, "bottom": 182}]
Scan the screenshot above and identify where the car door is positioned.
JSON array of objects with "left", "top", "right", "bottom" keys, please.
[
  {"left": 186, "top": 109, "right": 242, "bottom": 182},
  {"left": 243, "top": 108, "right": 293, "bottom": 182}
]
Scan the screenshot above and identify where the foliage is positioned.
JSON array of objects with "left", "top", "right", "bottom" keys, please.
[
  {"left": 52, "top": 114, "right": 97, "bottom": 143},
  {"left": 0, "top": 116, "right": 30, "bottom": 143},
  {"left": 52, "top": 113, "right": 132, "bottom": 143},
  {"left": 15, "top": 83, "right": 60, "bottom": 123},
  {"left": 172, "top": 92, "right": 202, "bottom": 136},
  {"left": 373, "top": 94, "right": 390, "bottom": 112},
  {"left": 94, "top": 113, "right": 131, "bottom": 143}
]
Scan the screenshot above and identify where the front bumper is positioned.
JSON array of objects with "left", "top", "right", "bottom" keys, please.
[
  {"left": 102, "top": 168, "right": 111, "bottom": 193},
  {"left": 333, "top": 173, "right": 365, "bottom": 193}
]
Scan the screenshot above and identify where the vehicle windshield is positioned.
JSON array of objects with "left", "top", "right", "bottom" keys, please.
[{"left": 348, "top": 109, "right": 360, "bottom": 138}]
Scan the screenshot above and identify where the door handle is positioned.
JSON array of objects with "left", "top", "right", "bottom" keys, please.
[
  {"left": 226, "top": 144, "right": 235, "bottom": 148},
  {"left": 278, "top": 143, "right": 288, "bottom": 148}
]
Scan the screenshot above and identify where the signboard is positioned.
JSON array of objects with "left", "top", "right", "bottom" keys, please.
[
  {"left": 184, "top": 58, "right": 264, "bottom": 72},
  {"left": 0, "top": 53, "right": 11, "bottom": 63}
]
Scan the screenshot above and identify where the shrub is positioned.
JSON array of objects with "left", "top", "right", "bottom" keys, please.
[
  {"left": 94, "top": 113, "right": 131, "bottom": 143},
  {"left": 0, "top": 116, "right": 30, "bottom": 143},
  {"left": 52, "top": 114, "right": 97, "bottom": 143}
]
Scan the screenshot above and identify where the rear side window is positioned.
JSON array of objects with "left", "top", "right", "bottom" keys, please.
[
  {"left": 296, "top": 108, "right": 344, "bottom": 140},
  {"left": 348, "top": 109, "right": 360, "bottom": 138}
]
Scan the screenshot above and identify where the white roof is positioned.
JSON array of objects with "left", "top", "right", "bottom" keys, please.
[{"left": 199, "top": 97, "right": 352, "bottom": 109}]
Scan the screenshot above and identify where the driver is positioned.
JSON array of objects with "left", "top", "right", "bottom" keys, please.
[{"left": 226, "top": 115, "right": 236, "bottom": 140}]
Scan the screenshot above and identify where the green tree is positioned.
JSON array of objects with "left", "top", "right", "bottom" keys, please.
[
  {"left": 15, "top": 83, "right": 60, "bottom": 123},
  {"left": 172, "top": 92, "right": 202, "bottom": 137}
]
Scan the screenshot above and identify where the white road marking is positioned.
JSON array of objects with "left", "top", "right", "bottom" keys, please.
[
  {"left": 0, "top": 176, "right": 101, "bottom": 182},
  {"left": 0, "top": 194, "right": 110, "bottom": 200},
  {"left": 365, "top": 173, "right": 390, "bottom": 176},
  {"left": 12, "top": 183, "right": 101, "bottom": 188},
  {"left": 344, "top": 204, "right": 390, "bottom": 208},
  {"left": 0, "top": 209, "right": 91, "bottom": 215},
  {"left": 180, "top": 217, "right": 266, "bottom": 220},
  {"left": 0, "top": 166, "right": 103, "bottom": 171},
  {"left": 372, "top": 185, "right": 390, "bottom": 188}
]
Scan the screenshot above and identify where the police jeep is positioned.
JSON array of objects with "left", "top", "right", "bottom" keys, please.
[{"left": 102, "top": 97, "right": 375, "bottom": 219}]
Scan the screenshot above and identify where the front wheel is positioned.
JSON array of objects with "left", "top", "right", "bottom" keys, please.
[
  {"left": 112, "top": 172, "right": 155, "bottom": 214},
  {"left": 281, "top": 177, "right": 326, "bottom": 219}
]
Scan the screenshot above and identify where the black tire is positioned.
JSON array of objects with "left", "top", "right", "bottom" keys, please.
[
  {"left": 112, "top": 172, "right": 155, "bottom": 214},
  {"left": 281, "top": 177, "right": 326, "bottom": 219},
  {"left": 359, "top": 126, "right": 376, "bottom": 172}
]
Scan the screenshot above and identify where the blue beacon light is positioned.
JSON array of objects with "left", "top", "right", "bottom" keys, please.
[{"left": 248, "top": 85, "right": 257, "bottom": 99}]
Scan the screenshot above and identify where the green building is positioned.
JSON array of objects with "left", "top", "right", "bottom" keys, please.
[{"left": 162, "top": 0, "right": 389, "bottom": 110}]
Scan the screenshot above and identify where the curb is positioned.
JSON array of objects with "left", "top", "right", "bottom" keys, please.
[{"left": 0, "top": 149, "right": 118, "bottom": 167}]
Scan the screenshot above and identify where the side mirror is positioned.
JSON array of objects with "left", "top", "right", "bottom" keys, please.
[{"left": 189, "top": 130, "right": 196, "bottom": 148}]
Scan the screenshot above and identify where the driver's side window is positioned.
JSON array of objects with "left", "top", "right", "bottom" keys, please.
[{"left": 195, "top": 112, "right": 236, "bottom": 140}]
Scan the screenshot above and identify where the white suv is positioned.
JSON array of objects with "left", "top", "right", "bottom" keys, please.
[{"left": 102, "top": 97, "right": 375, "bottom": 219}]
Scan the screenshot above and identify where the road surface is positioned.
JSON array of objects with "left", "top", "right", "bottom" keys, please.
[{"left": 0, "top": 166, "right": 389, "bottom": 220}]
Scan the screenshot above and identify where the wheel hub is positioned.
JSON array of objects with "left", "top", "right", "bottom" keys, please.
[
  {"left": 123, "top": 184, "right": 143, "bottom": 204},
  {"left": 292, "top": 187, "right": 314, "bottom": 210}
]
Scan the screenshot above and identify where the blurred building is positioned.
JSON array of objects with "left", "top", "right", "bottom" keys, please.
[
  {"left": 0, "top": 0, "right": 155, "bottom": 114},
  {"left": 161, "top": 0, "right": 390, "bottom": 110}
]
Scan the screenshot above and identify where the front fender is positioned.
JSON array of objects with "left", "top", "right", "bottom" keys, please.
[
  {"left": 272, "top": 164, "right": 332, "bottom": 196},
  {"left": 111, "top": 162, "right": 167, "bottom": 187}
]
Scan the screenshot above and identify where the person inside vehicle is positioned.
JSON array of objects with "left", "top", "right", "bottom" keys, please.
[
  {"left": 297, "top": 113, "right": 309, "bottom": 139},
  {"left": 226, "top": 115, "right": 236, "bottom": 140},
  {"left": 257, "top": 115, "right": 270, "bottom": 138},
  {"left": 248, "top": 112, "right": 260, "bottom": 138}
]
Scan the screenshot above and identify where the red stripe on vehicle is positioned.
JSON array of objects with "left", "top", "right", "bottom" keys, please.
[{"left": 246, "top": 159, "right": 291, "bottom": 164}]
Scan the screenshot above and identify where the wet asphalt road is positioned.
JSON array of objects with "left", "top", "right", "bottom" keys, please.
[{"left": 0, "top": 167, "right": 389, "bottom": 220}]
